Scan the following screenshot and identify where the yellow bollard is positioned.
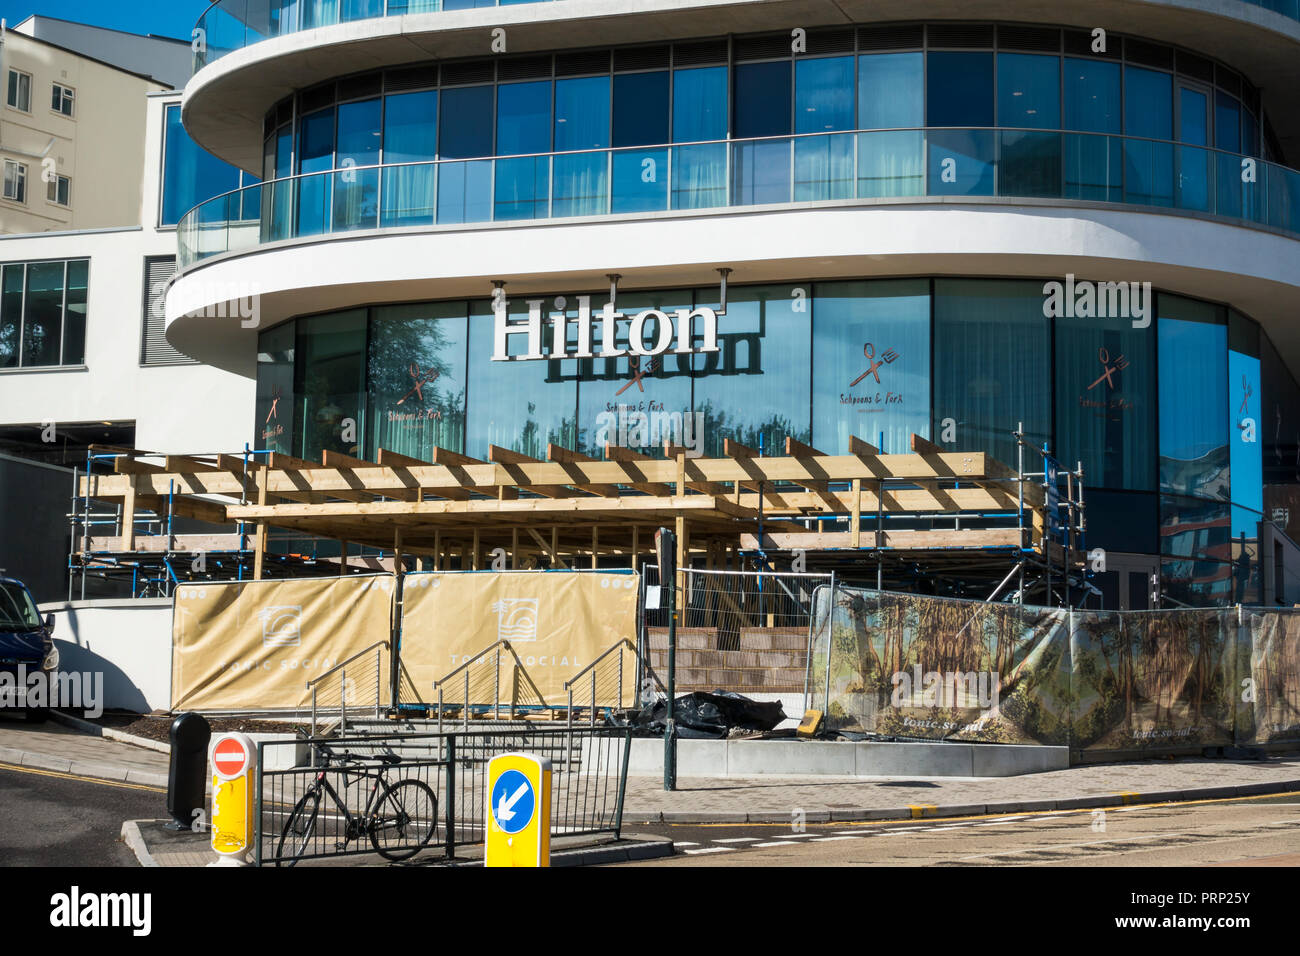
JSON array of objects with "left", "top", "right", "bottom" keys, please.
[{"left": 208, "top": 732, "right": 257, "bottom": 867}]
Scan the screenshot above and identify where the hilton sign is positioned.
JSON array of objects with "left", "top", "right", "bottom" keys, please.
[{"left": 492, "top": 295, "right": 720, "bottom": 362}]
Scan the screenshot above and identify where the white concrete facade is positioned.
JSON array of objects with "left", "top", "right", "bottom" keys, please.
[{"left": 0, "top": 91, "right": 253, "bottom": 454}]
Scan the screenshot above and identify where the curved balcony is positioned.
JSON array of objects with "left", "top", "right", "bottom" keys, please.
[
  {"left": 193, "top": 0, "right": 555, "bottom": 72},
  {"left": 176, "top": 126, "right": 1300, "bottom": 273},
  {"left": 192, "top": 1, "right": 1300, "bottom": 74}
]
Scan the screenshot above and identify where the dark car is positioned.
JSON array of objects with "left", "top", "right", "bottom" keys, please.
[{"left": 0, "top": 577, "right": 59, "bottom": 722}]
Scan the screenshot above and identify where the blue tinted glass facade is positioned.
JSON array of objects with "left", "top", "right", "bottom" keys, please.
[
  {"left": 161, "top": 103, "right": 251, "bottom": 226},
  {"left": 259, "top": 277, "right": 1287, "bottom": 607}
]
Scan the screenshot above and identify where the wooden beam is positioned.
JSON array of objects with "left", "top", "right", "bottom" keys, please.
[
  {"left": 545, "top": 444, "right": 619, "bottom": 496},
  {"left": 163, "top": 455, "right": 222, "bottom": 474},
  {"left": 851, "top": 478, "right": 862, "bottom": 548},
  {"left": 252, "top": 467, "right": 269, "bottom": 580},
  {"left": 848, "top": 435, "right": 880, "bottom": 457},
  {"left": 723, "top": 438, "right": 760, "bottom": 459},
  {"left": 911, "top": 433, "right": 944, "bottom": 455},
  {"left": 489, "top": 445, "right": 573, "bottom": 498},
  {"left": 603, "top": 444, "right": 674, "bottom": 496},
  {"left": 784, "top": 436, "right": 826, "bottom": 458},
  {"left": 740, "top": 529, "right": 1025, "bottom": 551},
  {"left": 121, "top": 476, "right": 137, "bottom": 552}
]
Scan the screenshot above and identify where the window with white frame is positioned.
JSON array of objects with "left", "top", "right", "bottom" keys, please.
[
  {"left": 47, "top": 174, "right": 70, "bottom": 207},
  {"left": 2, "top": 160, "right": 27, "bottom": 203},
  {"left": 51, "top": 83, "right": 74, "bottom": 117},
  {"left": 6, "top": 69, "right": 31, "bottom": 112}
]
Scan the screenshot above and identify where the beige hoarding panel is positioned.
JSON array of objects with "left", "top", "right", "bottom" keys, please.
[
  {"left": 401, "top": 571, "right": 640, "bottom": 707},
  {"left": 171, "top": 576, "right": 395, "bottom": 711}
]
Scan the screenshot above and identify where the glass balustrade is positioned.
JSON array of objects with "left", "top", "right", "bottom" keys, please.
[{"left": 176, "top": 127, "right": 1300, "bottom": 271}]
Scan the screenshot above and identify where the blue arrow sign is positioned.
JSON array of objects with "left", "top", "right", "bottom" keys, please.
[{"left": 492, "top": 769, "right": 536, "bottom": 835}]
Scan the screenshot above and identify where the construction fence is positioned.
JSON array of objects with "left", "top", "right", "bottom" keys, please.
[{"left": 809, "top": 585, "right": 1300, "bottom": 753}]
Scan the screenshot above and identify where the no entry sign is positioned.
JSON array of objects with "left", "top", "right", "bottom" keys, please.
[{"left": 210, "top": 734, "right": 253, "bottom": 781}]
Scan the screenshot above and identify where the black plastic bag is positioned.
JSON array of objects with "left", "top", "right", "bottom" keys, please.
[{"left": 630, "top": 690, "right": 786, "bottom": 738}]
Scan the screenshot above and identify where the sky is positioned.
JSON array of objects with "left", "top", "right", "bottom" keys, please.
[{"left": 0, "top": 1, "right": 211, "bottom": 42}]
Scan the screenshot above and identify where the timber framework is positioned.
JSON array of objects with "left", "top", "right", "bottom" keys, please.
[{"left": 74, "top": 429, "right": 1087, "bottom": 603}]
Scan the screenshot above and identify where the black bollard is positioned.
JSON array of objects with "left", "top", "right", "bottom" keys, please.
[{"left": 166, "top": 712, "right": 211, "bottom": 831}]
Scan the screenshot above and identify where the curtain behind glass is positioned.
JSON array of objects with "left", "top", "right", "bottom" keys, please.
[
  {"left": 1055, "top": 310, "right": 1157, "bottom": 491},
  {"left": 933, "top": 279, "right": 1050, "bottom": 467},
  {"left": 812, "top": 278, "right": 930, "bottom": 455}
]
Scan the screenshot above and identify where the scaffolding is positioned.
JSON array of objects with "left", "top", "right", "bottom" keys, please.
[{"left": 71, "top": 428, "right": 1087, "bottom": 605}]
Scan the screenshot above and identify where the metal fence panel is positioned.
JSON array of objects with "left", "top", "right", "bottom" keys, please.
[{"left": 255, "top": 727, "right": 631, "bottom": 866}]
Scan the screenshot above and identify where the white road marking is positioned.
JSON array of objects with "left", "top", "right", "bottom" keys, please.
[
  {"left": 713, "top": 837, "right": 760, "bottom": 843},
  {"left": 811, "top": 835, "right": 861, "bottom": 842},
  {"left": 775, "top": 833, "right": 814, "bottom": 839},
  {"left": 683, "top": 846, "right": 734, "bottom": 855},
  {"left": 752, "top": 842, "right": 794, "bottom": 848},
  {"left": 672, "top": 841, "right": 700, "bottom": 847}
]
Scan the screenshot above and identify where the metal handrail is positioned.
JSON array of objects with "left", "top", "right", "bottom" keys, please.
[
  {"left": 305, "top": 639, "right": 389, "bottom": 690},
  {"left": 432, "top": 639, "right": 549, "bottom": 733},
  {"left": 563, "top": 638, "right": 638, "bottom": 692}
]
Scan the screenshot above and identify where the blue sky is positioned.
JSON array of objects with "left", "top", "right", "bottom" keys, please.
[{"left": 0, "top": 1, "right": 211, "bottom": 42}]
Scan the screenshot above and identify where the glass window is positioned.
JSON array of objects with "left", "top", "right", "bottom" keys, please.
[
  {"left": 438, "top": 87, "right": 494, "bottom": 224},
  {"left": 673, "top": 66, "right": 727, "bottom": 143},
  {"left": 1159, "top": 295, "right": 1228, "bottom": 500},
  {"left": 927, "top": 129, "right": 995, "bottom": 195},
  {"left": 0, "top": 264, "right": 23, "bottom": 369},
  {"left": 381, "top": 90, "right": 437, "bottom": 227},
  {"left": 439, "top": 86, "right": 494, "bottom": 158},
  {"left": 1228, "top": 313, "right": 1262, "bottom": 533},
  {"left": 296, "top": 106, "right": 336, "bottom": 236},
  {"left": 794, "top": 56, "right": 854, "bottom": 202},
  {"left": 1215, "top": 91, "right": 1241, "bottom": 153},
  {"left": 927, "top": 52, "right": 994, "bottom": 128},
  {"left": 294, "top": 310, "right": 368, "bottom": 459},
  {"left": 1124, "top": 66, "right": 1172, "bottom": 140},
  {"left": 1054, "top": 297, "right": 1157, "bottom": 491},
  {"left": 384, "top": 90, "right": 438, "bottom": 164},
  {"left": 812, "top": 279, "right": 930, "bottom": 454},
  {"left": 466, "top": 299, "right": 578, "bottom": 459},
  {"left": 256, "top": 322, "right": 295, "bottom": 456},
  {"left": 21, "top": 261, "right": 66, "bottom": 367},
  {"left": 932, "top": 280, "right": 1050, "bottom": 466},
  {"left": 1063, "top": 58, "right": 1120, "bottom": 133},
  {"left": 997, "top": 53, "right": 1060, "bottom": 130},
  {"left": 7, "top": 69, "right": 31, "bottom": 111},
  {"left": 2, "top": 160, "right": 26, "bottom": 203},
  {"left": 735, "top": 61, "right": 792, "bottom": 138},
  {"left": 555, "top": 76, "right": 610, "bottom": 151},
  {"left": 333, "top": 97, "right": 381, "bottom": 230},
  {"left": 858, "top": 53, "right": 922, "bottom": 130},
  {"left": 613, "top": 72, "right": 669, "bottom": 148},
  {"left": 497, "top": 81, "right": 551, "bottom": 155},
  {"left": 692, "top": 284, "right": 812, "bottom": 457},
  {"left": 578, "top": 290, "right": 694, "bottom": 458},
  {"left": 795, "top": 56, "right": 854, "bottom": 133},
  {"left": 47, "top": 175, "right": 71, "bottom": 206},
  {"left": 367, "top": 302, "right": 469, "bottom": 459},
  {"left": 162, "top": 104, "right": 243, "bottom": 226},
  {"left": 1260, "top": 332, "right": 1300, "bottom": 488},
  {"left": 62, "top": 259, "right": 87, "bottom": 366},
  {"left": 51, "top": 83, "right": 74, "bottom": 117}
]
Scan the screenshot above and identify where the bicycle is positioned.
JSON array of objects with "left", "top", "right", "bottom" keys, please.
[{"left": 275, "top": 742, "right": 438, "bottom": 866}]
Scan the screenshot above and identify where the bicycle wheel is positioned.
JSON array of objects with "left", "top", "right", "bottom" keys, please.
[
  {"left": 275, "top": 787, "right": 322, "bottom": 867},
  {"left": 369, "top": 779, "right": 438, "bottom": 862}
]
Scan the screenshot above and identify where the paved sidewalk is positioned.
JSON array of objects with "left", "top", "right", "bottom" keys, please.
[
  {"left": 4, "top": 718, "right": 1299, "bottom": 825},
  {"left": 622, "top": 754, "right": 1300, "bottom": 822},
  {"left": 0, "top": 720, "right": 169, "bottom": 788}
]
